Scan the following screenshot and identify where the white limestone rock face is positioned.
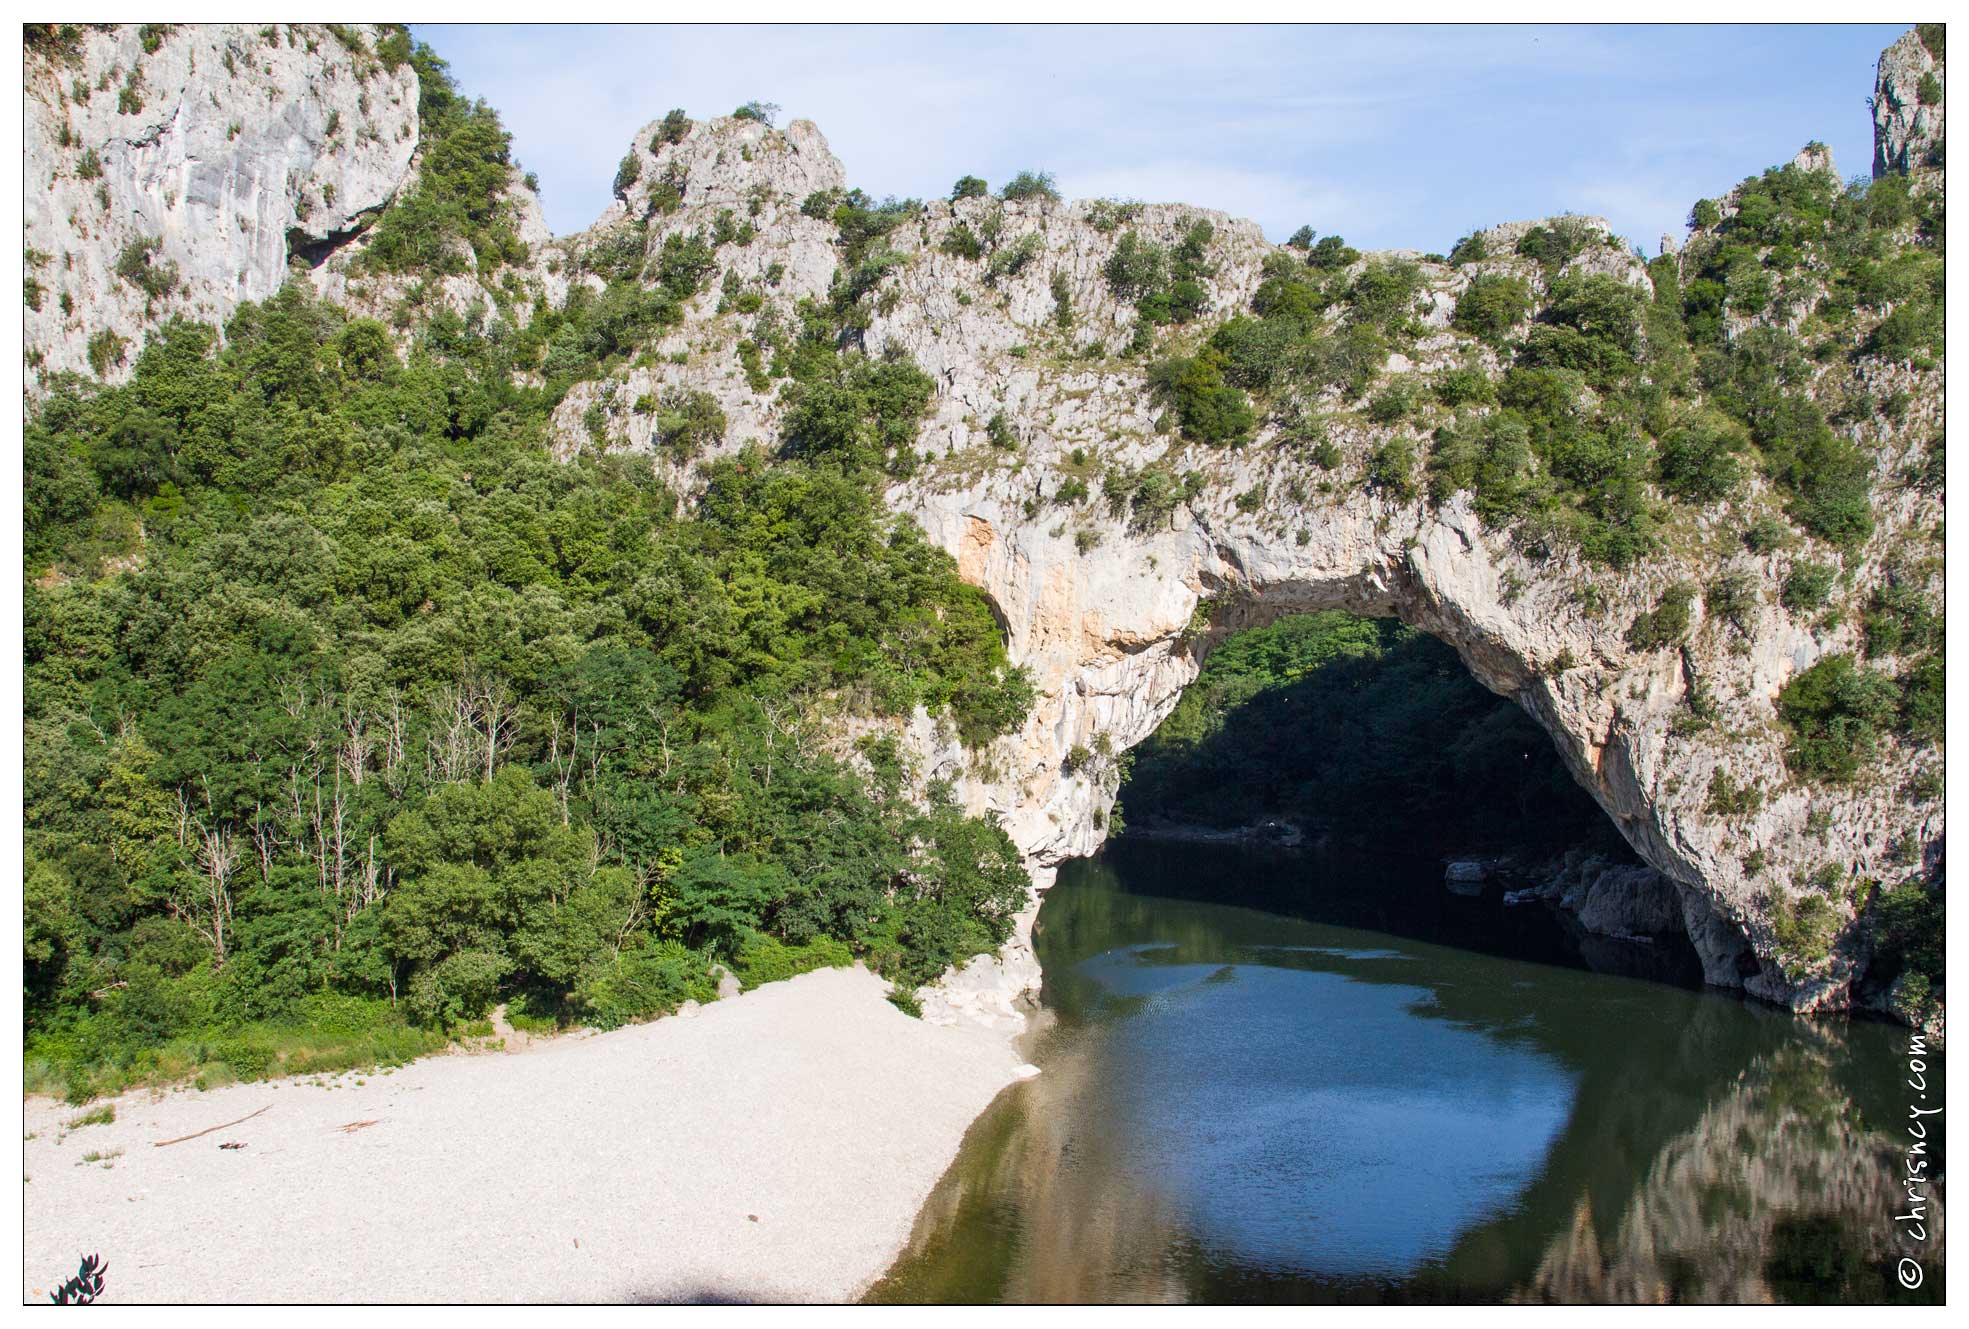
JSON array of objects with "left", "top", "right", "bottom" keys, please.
[
  {"left": 611, "top": 113, "right": 848, "bottom": 220},
  {"left": 306, "top": 168, "right": 568, "bottom": 337},
  {"left": 546, "top": 115, "right": 849, "bottom": 465},
  {"left": 877, "top": 211, "right": 1935, "bottom": 1022},
  {"left": 889, "top": 408, "right": 1939, "bottom": 1016},
  {"left": 23, "top": 23, "right": 419, "bottom": 390},
  {"left": 915, "top": 896, "right": 1044, "bottom": 1033},
  {"left": 1873, "top": 26, "right": 1944, "bottom": 179},
  {"left": 543, "top": 91, "right": 1941, "bottom": 1022},
  {"left": 20, "top": 25, "right": 1939, "bottom": 1030}
]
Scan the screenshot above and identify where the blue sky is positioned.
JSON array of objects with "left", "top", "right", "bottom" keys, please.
[{"left": 419, "top": 24, "right": 1906, "bottom": 254}]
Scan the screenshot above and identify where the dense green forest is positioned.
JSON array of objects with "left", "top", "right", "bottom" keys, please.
[
  {"left": 1129, "top": 159, "right": 1943, "bottom": 572},
  {"left": 22, "top": 44, "right": 1035, "bottom": 1100},
  {"left": 1119, "top": 612, "right": 1625, "bottom": 856},
  {"left": 19, "top": 28, "right": 1950, "bottom": 1092}
]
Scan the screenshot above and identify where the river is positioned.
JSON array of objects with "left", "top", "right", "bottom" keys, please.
[{"left": 868, "top": 839, "right": 1945, "bottom": 1304}]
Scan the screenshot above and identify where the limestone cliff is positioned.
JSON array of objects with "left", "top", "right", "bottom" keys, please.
[
  {"left": 546, "top": 113, "right": 851, "bottom": 462},
  {"left": 537, "top": 46, "right": 1943, "bottom": 1022},
  {"left": 21, "top": 26, "right": 1945, "bottom": 1027},
  {"left": 1873, "top": 25, "right": 1945, "bottom": 180},
  {"left": 23, "top": 24, "right": 420, "bottom": 389},
  {"left": 304, "top": 167, "right": 565, "bottom": 330}
]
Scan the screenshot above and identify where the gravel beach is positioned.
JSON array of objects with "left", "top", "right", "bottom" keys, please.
[{"left": 22, "top": 965, "right": 1026, "bottom": 1303}]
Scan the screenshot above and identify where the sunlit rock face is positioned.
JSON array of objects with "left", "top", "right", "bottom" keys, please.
[
  {"left": 1873, "top": 27, "right": 1945, "bottom": 180},
  {"left": 26, "top": 26, "right": 1942, "bottom": 1024},
  {"left": 23, "top": 24, "right": 418, "bottom": 388},
  {"left": 537, "top": 71, "right": 1939, "bottom": 1018},
  {"left": 544, "top": 114, "right": 851, "bottom": 467}
]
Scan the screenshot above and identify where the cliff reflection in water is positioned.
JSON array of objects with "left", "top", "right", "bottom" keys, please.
[{"left": 868, "top": 842, "right": 1945, "bottom": 1305}]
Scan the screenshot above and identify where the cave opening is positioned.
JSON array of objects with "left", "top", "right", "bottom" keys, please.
[
  {"left": 889, "top": 610, "right": 1929, "bottom": 1305},
  {"left": 1104, "top": 609, "right": 1707, "bottom": 987}
]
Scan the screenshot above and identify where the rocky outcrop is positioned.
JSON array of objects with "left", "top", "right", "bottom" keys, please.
[
  {"left": 20, "top": 27, "right": 1943, "bottom": 1027},
  {"left": 306, "top": 169, "right": 566, "bottom": 330},
  {"left": 530, "top": 77, "right": 1941, "bottom": 1019},
  {"left": 916, "top": 888, "right": 1045, "bottom": 1032},
  {"left": 887, "top": 370, "right": 1935, "bottom": 1015},
  {"left": 1534, "top": 853, "right": 1689, "bottom": 941},
  {"left": 23, "top": 23, "right": 420, "bottom": 390},
  {"left": 1518, "top": 850, "right": 1751, "bottom": 986},
  {"left": 1873, "top": 26, "right": 1945, "bottom": 179},
  {"left": 545, "top": 114, "right": 853, "bottom": 465},
  {"left": 1445, "top": 860, "right": 1491, "bottom": 897}
]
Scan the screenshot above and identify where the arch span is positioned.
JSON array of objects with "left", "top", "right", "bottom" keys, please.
[{"left": 901, "top": 488, "right": 1910, "bottom": 1018}]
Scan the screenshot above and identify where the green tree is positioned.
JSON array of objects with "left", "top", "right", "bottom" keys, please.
[
  {"left": 1777, "top": 654, "right": 1901, "bottom": 782},
  {"left": 1452, "top": 274, "right": 1533, "bottom": 345},
  {"left": 999, "top": 170, "right": 1059, "bottom": 203}
]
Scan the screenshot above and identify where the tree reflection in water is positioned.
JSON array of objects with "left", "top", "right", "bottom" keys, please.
[{"left": 867, "top": 843, "right": 1945, "bottom": 1305}]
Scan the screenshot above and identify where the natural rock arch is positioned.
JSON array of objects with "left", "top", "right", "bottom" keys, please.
[
  {"left": 24, "top": 24, "right": 1938, "bottom": 1025},
  {"left": 537, "top": 87, "right": 1937, "bottom": 1023},
  {"left": 900, "top": 485, "right": 1781, "bottom": 1006}
]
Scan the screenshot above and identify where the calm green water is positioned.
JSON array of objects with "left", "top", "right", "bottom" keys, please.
[{"left": 869, "top": 840, "right": 1945, "bottom": 1304}]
